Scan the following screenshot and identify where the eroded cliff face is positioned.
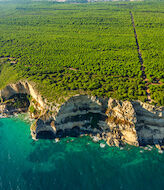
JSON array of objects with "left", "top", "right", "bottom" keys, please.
[
  {"left": 132, "top": 101, "right": 164, "bottom": 146},
  {"left": 0, "top": 81, "right": 45, "bottom": 109},
  {"left": 30, "top": 95, "right": 108, "bottom": 139},
  {"left": 0, "top": 81, "right": 164, "bottom": 148},
  {"left": 105, "top": 98, "right": 139, "bottom": 147}
]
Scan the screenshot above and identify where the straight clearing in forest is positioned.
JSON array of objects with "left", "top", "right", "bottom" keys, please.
[{"left": 130, "top": 11, "right": 151, "bottom": 102}]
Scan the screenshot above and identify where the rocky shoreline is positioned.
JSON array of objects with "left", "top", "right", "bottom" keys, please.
[{"left": 0, "top": 81, "right": 164, "bottom": 150}]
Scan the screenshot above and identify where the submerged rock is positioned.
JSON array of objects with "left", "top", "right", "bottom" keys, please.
[
  {"left": 92, "top": 136, "right": 101, "bottom": 142},
  {"left": 55, "top": 138, "right": 60, "bottom": 143},
  {"left": 100, "top": 143, "right": 106, "bottom": 148},
  {"left": 155, "top": 144, "right": 161, "bottom": 151}
]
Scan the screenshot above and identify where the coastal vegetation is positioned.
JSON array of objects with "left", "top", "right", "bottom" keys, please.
[
  {"left": 2, "top": 93, "right": 30, "bottom": 110},
  {"left": 0, "top": 0, "right": 163, "bottom": 105}
]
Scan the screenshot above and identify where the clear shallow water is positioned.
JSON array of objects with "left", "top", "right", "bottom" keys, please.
[{"left": 0, "top": 118, "right": 164, "bottom": 190}]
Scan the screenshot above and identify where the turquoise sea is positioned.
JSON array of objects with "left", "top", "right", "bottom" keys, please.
[{"left": 0, "top": 117, "right": 164, "bottom": 190}]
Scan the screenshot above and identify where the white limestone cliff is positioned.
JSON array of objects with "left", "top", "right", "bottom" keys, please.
[{"left": 0, "top": 81, "right": 164, "bottom": 148}]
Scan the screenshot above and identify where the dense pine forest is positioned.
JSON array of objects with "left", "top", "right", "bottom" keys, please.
[{"left": 0, "top": 0, "right": 163, "bottom": 105}]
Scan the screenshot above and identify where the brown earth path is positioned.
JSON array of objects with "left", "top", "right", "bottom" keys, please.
[{"left": 130, "top": 11, "right": 152, "bottom": 102}]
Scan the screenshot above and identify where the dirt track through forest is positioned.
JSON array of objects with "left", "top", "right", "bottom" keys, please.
[{"left": 130, "top": 11, "right": 151, "bottom": 102}]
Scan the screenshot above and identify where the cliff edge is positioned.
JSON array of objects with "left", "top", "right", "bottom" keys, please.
[{"left": 0, "top": 81, "right": 164, "bottom": 149}]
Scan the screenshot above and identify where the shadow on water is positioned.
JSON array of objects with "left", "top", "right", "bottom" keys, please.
[
  {"left": 22, "top": 142, "right": 164, "bottom": 190},
  {"left": 22, "top": 144, "right": 121, "bottom": 190},
  {"left": 27, "top": 141, "right": 66, "bottom": 163},
  {"left": 0, "top": 120, "right": 4, "bottom": 128},
  {"left": 0, "top": 120, "right": 4, "bottom": 140},
  {"left": 1, "top": 116, "right": 164, "bottom": 190}
]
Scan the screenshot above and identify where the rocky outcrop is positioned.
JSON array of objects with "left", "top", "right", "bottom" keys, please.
[
  {"left": 30, "top": 95, "right": 164, "bottom": 148},
  {"left": 105, "top": 98, "right": 139, "bottom": 147},
  {"left": 132, "top": 101, "right": 164, "bottom": 146},
  {"left": 0, "top": 81, "right": 45, "bottom": 108},
  {"left": 0, "top": 93, "right": 30, "bottom": 116},
  {"left": 30, "top": 95, "right": 108, "bottom": 139},
  {"left": 0, "top": 81, "right": 164, "bottom": 148}
]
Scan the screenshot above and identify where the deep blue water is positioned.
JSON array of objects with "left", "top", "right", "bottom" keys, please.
[{"left": 0, "top": 117, "right": 164, "bottom": 190}]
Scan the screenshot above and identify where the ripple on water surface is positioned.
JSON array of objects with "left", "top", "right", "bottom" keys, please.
[{"left": 0, "top": 117, "right": 164, "bottom": 190}]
